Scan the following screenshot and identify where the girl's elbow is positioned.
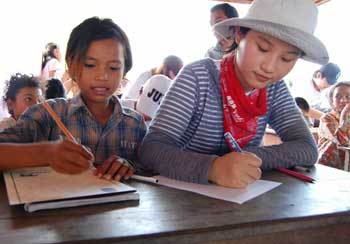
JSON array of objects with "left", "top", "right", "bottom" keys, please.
[{"left": 306, "top": 140, "right": 318, "bottom": 166}]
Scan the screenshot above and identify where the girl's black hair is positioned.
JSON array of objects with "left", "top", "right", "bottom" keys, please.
[
  {"left": 163, "top": 55, "right": 183, "bottom": 78},
  {"left": 41, "top": 42, "right": 59, "bottom": 70},
  {"left": 210, "top": 3, "right": 239, "bottom": 19},
  {"left": 65, "top": 17, "right": 132, "bottom": 78},
  {"left": 225, "top": 27, "right": 250, "bottom": 54},
  {"left": 45, "top": 78, "right": 66, "bottom": 99},
  {"left": 2, "top": 73, "right": 41, "bottom": 116},
  {"left": 295, "top": 97, "right": 310, "bottom": 113}
]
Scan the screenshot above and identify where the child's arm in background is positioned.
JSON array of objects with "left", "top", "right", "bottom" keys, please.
[
  {"left": 307, "top": 107, "right": 325, "bottom": 120},
  {"left": 0, "top": 140, "right": 93, "bottom": 172}
]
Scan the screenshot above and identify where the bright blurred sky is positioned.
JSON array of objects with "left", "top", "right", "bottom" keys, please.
[{"left": 0, "top": 0, "right": 349, "bottom": 112}]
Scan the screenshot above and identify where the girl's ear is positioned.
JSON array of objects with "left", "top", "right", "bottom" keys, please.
[
  {"left": 234, "top": 27, "right": 243, "bottom": 46},
  {"left": 67, "top": 58, "right": 78, "bottom": 81},
  {"left": 315, "top": 71, "right": 323, "bottom": 79},
  {"left": 6, "top": 99, "right": 14, "bottom": 115}
]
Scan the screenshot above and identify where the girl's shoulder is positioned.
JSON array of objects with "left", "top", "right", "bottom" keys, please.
[
  {"left": 266, "top": 80, "right": 290, "bottom": 96},
  {"left": 186, "top": 58, "right": 218, "bottom": 70},
  {"left": 180, "top": 58, "right": 219, "bottom": 79}
]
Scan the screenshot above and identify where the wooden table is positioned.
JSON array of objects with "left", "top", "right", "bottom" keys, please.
[{"left": 1, "top": 164, "right": 350, "bottom": 244}]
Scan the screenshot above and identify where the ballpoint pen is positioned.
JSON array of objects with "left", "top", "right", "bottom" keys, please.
[{"left": 224, "top": 132, "right": 315, "bottom": 183}]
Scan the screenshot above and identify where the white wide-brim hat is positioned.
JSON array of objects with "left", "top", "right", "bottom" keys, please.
[{"left": 214, "top": 0, "right": 329, "bottom": 65}]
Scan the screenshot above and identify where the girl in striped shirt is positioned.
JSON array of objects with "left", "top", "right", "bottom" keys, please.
[{"left": 140, "top": 0, "right": 328, "bottom": 188}]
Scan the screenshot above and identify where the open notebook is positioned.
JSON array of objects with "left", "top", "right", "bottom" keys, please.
[{"left": 3, "top": 167, "right": 139, "bottom": 212}]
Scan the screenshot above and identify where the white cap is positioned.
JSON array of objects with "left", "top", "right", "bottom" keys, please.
[{"left": 136, "top": 74, "right": 172, "bottom": 118}]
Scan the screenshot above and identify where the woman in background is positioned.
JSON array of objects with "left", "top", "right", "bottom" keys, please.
[{"left": 40, "top": 42, "right": 64, "bottom": 83}]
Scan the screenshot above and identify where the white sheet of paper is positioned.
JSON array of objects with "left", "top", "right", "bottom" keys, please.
[{"left": 154, "top": 176, "right": 281, "bottom": 204}]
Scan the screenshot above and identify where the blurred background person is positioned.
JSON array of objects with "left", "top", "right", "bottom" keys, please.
[
  {"left": 295, "top": 97, "right": 313, "bottom": 127},
  {"left": 40, "top": 42, "right": 65, "bottom": 84},
  {"left": 303, "top": 63, "right": 341, "bottom": 115},
  {"left": 205, "top": 3, "right": 239, "bottom": 60},
  {"left": 318, "top": 81, "right": 350, "bottom": 171},
  {"left": 0, "top": 73, "right": 42, "bottom": 131},
  {"left": 45, "top": 78, "right": 66, "bottom": 99},
  {"left": 122, "top": 55, "right": 183, "bottom": 100},
  {"left": 114, "top": 77, "right": 130, "bottom": 98}
]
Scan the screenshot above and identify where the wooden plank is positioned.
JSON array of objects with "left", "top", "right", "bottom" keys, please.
[
  {"left": 0, "top": 164, "right": 350, "bottom": 243},
  {"left": 213, "top": 0, "right": 330, "bottom": 6}
]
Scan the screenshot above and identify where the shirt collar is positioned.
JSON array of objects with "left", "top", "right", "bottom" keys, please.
[{"left": 67, "top": 93, "right": 124, "bottom": 118}]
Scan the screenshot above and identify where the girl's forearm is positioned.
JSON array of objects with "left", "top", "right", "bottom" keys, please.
[{"left": 0, "top": 142, "right": 51, "bottom": 170}]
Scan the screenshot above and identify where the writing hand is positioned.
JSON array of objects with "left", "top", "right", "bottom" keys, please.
[
  {"left": 49, "top": 139, "right": 94, "bottom": 174},
  {"left": 208, "top": 151, "right": 262, "bottom": 188}
]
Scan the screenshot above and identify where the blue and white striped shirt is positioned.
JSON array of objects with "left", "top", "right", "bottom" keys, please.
[{"left": 140, "top": 58, "right": 317, "bottom": 183}]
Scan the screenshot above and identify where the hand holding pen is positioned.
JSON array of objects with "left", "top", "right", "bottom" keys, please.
[
  {"left": 224, "top": 131, "right": 315, "bottom": 184},
  {"left": 208, "top": 132, "right": 262, "bottom": 188},
  {"left": 43, "top": 102, "right": 94, "bottom": 174},
  {"left": 208, "top": 151, "right": 262, "bottom": 188},
  {"left": 48, "top": 139, "right": 94, "bottom": 174}
]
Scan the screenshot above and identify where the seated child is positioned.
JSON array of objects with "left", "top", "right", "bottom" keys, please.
[
  {"left": 0, "top": 17, "right": 147, "bottom": 181},
  {"left": 318, "top": 81, "right": 350, "bottom": 171},
  {"left": 45, "top": 78, "right": 66, "bottom": 99},
  {"left": 0, "top": 73, "right": 42, "bottom": 132},
  {"left": 295, "top": 97, "right": 313, "bottom": 127}
]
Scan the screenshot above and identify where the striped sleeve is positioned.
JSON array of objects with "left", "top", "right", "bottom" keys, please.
[
  {"left": 245, "top": 81, "right": 318, "bottom": 169},
  {"left": 139, "top": 63, "right": 216, "bottom": 184}
]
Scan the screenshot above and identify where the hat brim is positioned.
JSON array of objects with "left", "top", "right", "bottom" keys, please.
[{"left": 214, "top": 18, "right": 329, "bottom": 65}]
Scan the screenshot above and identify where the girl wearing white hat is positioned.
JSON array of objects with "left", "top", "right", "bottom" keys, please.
[{"left": 140, "top": 0, "right": 329, "bottom": 188}]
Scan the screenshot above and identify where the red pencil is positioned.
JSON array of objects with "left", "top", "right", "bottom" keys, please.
[{"left": 276, "top": 167, "right": 315, "bottom": 183}]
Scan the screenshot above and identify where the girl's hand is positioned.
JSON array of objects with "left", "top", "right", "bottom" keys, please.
[
  {"left": 339, "top": 104, "right": 350, "bottom": 130},
  {"left": 49, "top": 140, "right": 94, "bottom": 174},
  {"left": 94, "top": 155, "right": 134, "bottom": 182},
  {"left": 208, "top": 151, "right": 262, "bottom": 188}
]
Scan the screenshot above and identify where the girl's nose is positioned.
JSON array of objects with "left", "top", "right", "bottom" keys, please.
[
  {"left": 96, "top": 69, "right": 108, "bottom": 80},
  {"left": 261, "top": 56, "right": 276, "bottom": 74}
]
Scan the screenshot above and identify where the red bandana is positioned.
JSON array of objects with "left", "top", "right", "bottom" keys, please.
[{"left": 220, "top": 53, "right": 267, "bottom": 149}]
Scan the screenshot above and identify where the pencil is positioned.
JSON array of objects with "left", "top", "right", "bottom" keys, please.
[
  {"left": 42, "top": 101, "right": 77, "bottom": 143},
  {"left": 130, "top": 174, "right": 158, "bottom": 184},
  {"left": 276, "top": 167, "right": 315, "bottom": 183}
]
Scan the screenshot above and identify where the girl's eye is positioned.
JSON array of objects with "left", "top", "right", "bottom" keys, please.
[
  {"left": 257, "top": 44, "right": 268, "bottom": 53},
  {"left": 281, "top": 57, "right": 295, "bottom": 63},
  {"left": 84, "top": 63, "right": 95, "bottom": 68},
  {"left": 24, "top": 97, "right": 32, "bottom": 103},
  {"left": 110, "top": 66, "right": 121, "bottom": 71}
]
